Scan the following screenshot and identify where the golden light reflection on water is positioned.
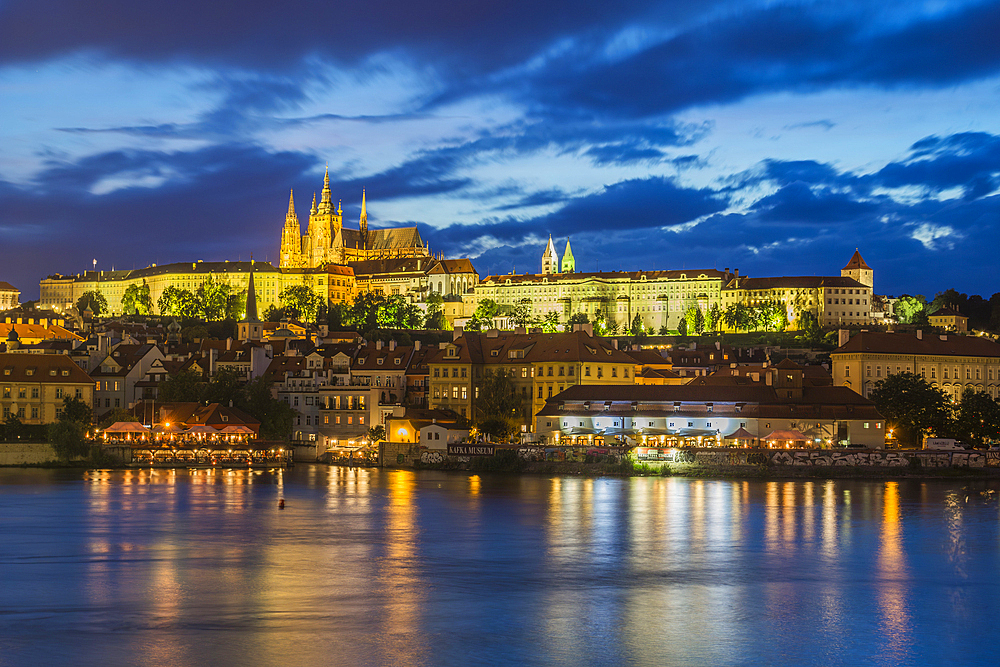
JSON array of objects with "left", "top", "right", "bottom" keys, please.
[
  {"left": 57, "top": 469, "right": 994, "bottom": 665},
  {"left": 876, "top": 482, "right": 911, "bottom": 660}
]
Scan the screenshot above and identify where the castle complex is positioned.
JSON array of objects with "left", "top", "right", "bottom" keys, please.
[
  {"left": 279, "top": 167, "right": 430, "bottom": 268},
  {"left": 464, "top": 243, "right": 874, "bottom": 332}
]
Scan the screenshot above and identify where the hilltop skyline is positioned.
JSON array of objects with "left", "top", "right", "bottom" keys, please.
[{"left": 2, "top": 0, "right": 1000, "bottom": 301}]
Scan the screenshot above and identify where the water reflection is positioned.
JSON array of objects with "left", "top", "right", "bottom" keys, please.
[{"left": 0, "top": 469, "right": 996, "bottom": 666}]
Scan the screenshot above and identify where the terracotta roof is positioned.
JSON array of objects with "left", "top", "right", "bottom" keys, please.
[
  {"left": 842, "top": 250, "right": 871, "bottom": 271},
  {"left": 929, "top": 307, "right": 965, "bottom": 319},
  {"left": 480, "top": 269, "right": 729, "bottom": 285},
  {"left": 725, "top": 276, "right": 867, "bottom": 290},
  {"left": 353, "top": 344, "right": 413, "bottom": 370},
  {"left": 833, "top": 331, "right": 1000, "bottom": 358},
  {"left": 0, "top": 282, "right": 18, "bottom": 291},
  {"left": 427, "top": 259, "right": 477, "bottom": 275},
  {"left": 0, "top": 352, "right": 93, "bottom": 384},
  {"left": 426, "top": 330, "right": 637, "bottom": 366}
]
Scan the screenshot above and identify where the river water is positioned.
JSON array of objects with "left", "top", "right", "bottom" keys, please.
[{"left": 0, "top": 466, "right": 997, "bottom": 667}]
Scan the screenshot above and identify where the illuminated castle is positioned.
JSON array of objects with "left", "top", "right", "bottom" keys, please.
[{"left": 279, "top": 167, "right": 430, "bottom": 269}]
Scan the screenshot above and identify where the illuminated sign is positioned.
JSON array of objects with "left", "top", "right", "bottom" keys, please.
[{"left": 447, "top": 444, "right": 495, "bottom": 457}]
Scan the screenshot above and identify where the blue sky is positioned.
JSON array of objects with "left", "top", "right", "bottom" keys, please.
[{"left": 2, "top": 0, "right": 999, "bottom": 301}]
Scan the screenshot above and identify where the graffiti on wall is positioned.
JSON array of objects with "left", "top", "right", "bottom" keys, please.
[{"left": 641, "top": 447, "right": 996, "bottom": 469}]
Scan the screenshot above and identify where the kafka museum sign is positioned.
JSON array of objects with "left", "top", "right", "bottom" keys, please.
[{"left": 447, "top": 444, "right": 496, "bottom": 457}]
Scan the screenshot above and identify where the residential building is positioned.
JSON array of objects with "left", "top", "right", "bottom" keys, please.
[
  {"left": 90, "top": 343, "right": 165, "bottom": 415},
  {"left": 929, "top": 307, "right": 969, "bottom": 333},
  {"left": 831, "top": 330, "right": 1000, "bottom": 401},
  {"left": 426, "top": 328, "right": 637, "bottom": 432},
  {"left": 536, "top": 362, "right": 886, "bottom": 448},
  {"left": 0, "top": 352, "right": 94, "bottom": 424},
  {"left": 0, "top": 282, "right": 20, "bottom": 311}
]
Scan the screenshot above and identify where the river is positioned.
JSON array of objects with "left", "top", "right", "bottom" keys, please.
[{"left": 0, "top": 466, "right": 997, "bottom": 666}]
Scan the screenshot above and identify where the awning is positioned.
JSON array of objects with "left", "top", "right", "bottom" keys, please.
[
  {"left": 724, "top": 427, "right": 757, "bottom": 440},
  {"left": 565, "top": 427, "right": 600, "bottom": 435},
  {"left": 678, "top": 428, "right": 719, "bottom": 437},
  {"left": 639, "top": 428, "right": 676, "bottom": 436},
  {"left": 763, "top": 429, "right": 810, "bottom": 441},
  {"left": 185, "top": 424, "right": 219, "bottom": 434},
  {"left": 104, "top": 421, "right": 151, "bottom": 433}
]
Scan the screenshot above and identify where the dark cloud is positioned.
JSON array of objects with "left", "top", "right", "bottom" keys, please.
[
  {"left": 515, "top": 2, "right": 1000, "bottom": 119},
  {"left": 872, "top": 132, "right": 1000, "bottom": 199},
  {"left": 0, "top": 0, "right": 684, "bottom": 72}
]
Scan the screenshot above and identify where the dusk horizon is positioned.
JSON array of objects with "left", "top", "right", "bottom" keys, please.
[{"left": 3, "top": 0, "right": 1000, "bottom": 301}]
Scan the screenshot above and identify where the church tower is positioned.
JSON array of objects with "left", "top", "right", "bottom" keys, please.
[
  {"left": 841, "top": 249, "right": 873, "bottom": 289},
  {"left": 561, "top": 239, "right": 575, "bottom": 273},
  {"left": 279, "top": 190, "right": 302, "bottom": 268},
  {"left": 541, "top": 235, "right": 558, "bottom": 274},
  {"left": 307, "top": 166, "right": 335, "bottom": 268},
  {"left": 358, "top": 189, "right": 369, "bottom": 252}
]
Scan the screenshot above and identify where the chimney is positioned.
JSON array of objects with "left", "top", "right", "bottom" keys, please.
[
  {"left": 514, "top": 327, "right": 526, "bottom": 335},
  {"left": 376, "top": 340, "right": 383, "bottom": 350},
  {"left": 414, "top": 340, "right": 421, "bottom": 350},
  {"left": 916, "top": 329, "right": 923, "bottom": 340},
  {"left": 939, "top": 334, "right": 947, "bottom": 341},
  {"left": 715, "top": 341, "right": 721, "bottom": 350},
  {"left": 453, "top": 326, "right": 464, "bottom": 341},
  {"left": 838, "top": 329, "right": 850, "bottom": 347},
  {"left": 692, "top": 342, "right": 697, "bottom": 350},
  {"left": 226, "top": 338, "right": 232, "bottom": 350},
  {"left": 389, "top": 340, "right": 396, "bottom": 351},
  {"left": 612, "top": 339, "right": 618, "bottom": 350}
]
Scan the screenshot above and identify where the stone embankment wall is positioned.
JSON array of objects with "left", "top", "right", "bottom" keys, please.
[
  {"left": 644, "top": 448, "right": 1000, "bottom": 470},
  {"left": 0, "top": 442, "right": 60, "bottom": 465}
]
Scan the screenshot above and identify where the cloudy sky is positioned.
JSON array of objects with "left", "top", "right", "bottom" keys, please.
[{"left": 2, "top": 0, "right": 999, "bottom": 301}]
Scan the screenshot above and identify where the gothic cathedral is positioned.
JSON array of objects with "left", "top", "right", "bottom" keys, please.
[{"left": 280, "top": 166, "right": 431, "bottom": 269}]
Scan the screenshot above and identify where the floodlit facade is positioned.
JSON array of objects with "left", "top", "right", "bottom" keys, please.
[{"left": 831, "top": 330, "right": 1000, "bottom": 401}]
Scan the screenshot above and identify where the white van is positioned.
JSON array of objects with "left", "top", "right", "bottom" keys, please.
[{"left": 923, "top": 438, "right": 966, "bottom": 451}]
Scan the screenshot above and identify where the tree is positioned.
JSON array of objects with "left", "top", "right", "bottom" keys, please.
[
  {"left": 796, "top": 311, "right": 823, "bottom": 346},
  {"left": 468, "top": 299, "right": 499, "bottom": 332},
  {"left": 677, "top": 316, "right": 687, "bottom": 337},
  {"left": 157, "top": 370, "right": 206, "bottom": 403},
  {"left": 707, "top": 303, "right": 722, "bottom": 333},
  {"left": 474, "top": 369, "right": 521, "bottom": 442},
  {"left": 48, "top": 396, "right": 93, "bottom": 460},
  {"left": 684, "top": 306, "right": 704, "bottom": 336},
  {"left": 567, "top": 312, "right": 590, "bottom": 326},
  {"left": 754, "top": 299, "right": 787, "bottom": 332},
  {"left": 77, "top": 291, "right": 108, "bottom": 317},
  {"left": 243, "top": 376, "right": 295, "bottom": 441},
  {"left": 98, "top": 407, "right": 136, "bottom": 428},
  {"left": 723, "top": 303, "right": 751, "bottom": 333},
  {"left": 868, "top": 372, "right": 953, "bottom": 446},
  {"left": 200, "top": 367, "right": 246, "bottom": 407},
  {"left": 197, "top": 275, "right": 232, "bottom": 321},
  {"left": 512, "top": 299, "right": 533, "bottom": 329},
  {"left": 61, "top": 396, "right": 93, "bottom": 426},
  {"left": 954, "top": 391, "right": 1000, "bottom": 446},
  {"left": 424, "top": 294, "right": 447, "bottom": 330},
  {"left": 346, "top": 292, "right": 385, "bottom": 335},
  {"left": 225, "top": 292, "right": 246, "bottom": 321},
  {"left": 158, "top": 285, "right": 185, "bottom": 316},
  {"left": 895, "top": 295, "right": 926, "bottom": 324},
  {"left": 279, "top": 285, "right": 323, "bottom": 322},
  {"left": 630, "top": 313, "right": 647, "bottom": 339},
  {"left": 367, "top": 425, "right": 386, "bottom": 442},
  {"left": 542, "top": 312, "right": 561, "bottom": 333},
  {"left": 121, "top": 282, "right": 152, "bottom": 316}
]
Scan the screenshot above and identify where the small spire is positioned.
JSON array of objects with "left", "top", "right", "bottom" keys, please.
[
  {"left": 286, "top": 190, "right": 296, "bottom": 219},
  {"left": 337, "top": 199, "right": 342, "bottom": 216},
  {"left": 311, "top": 192, "right": 318, "bottom": 214},
  {"left": 360, "top": 189, "right": 367, "bottom": 222}
]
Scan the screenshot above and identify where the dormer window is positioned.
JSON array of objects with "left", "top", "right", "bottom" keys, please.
[
  {"left": 395, "top": 358, "right": 401, "bottom": 365},
  {"left": 377, "top": 358, "right": 384, "bottom": 365},
  {"left": 358, "top": 358, "right": 366, "bottom": 365}
]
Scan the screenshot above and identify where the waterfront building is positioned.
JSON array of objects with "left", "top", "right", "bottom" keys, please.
[
  {"left": 831, "top": 330, "right": 1000, "bottom": 401},
  {"left": 90, "top": 343, "right": 165, "bottom": 416},
  {"left": 426, "top": 328, "right": 636, "bottom": 431},
  {"left": 0, "top": 282, "right": 20, "bottom": 311},
  {"left": 536, "top": 360, "right": 885, "bottom": 448},
  {"left": 0, "top": 318, "right": 80, "bottom": 346},
  {"left": 0, "top": 352, "right": 94, "bottom": 424}
]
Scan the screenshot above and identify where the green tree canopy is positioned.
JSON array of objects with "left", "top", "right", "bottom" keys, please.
[
  {"left": 157, "top": 369, "right": 206, "bottom": 403},
  {"left": 77, "top": 291, "right": 108, "bottom": 317},
  {"left": 868, "top": 372, "right": 953, "bottom": 446},
  {"left": 542, "top": 312, "right": 561, "bottom": 333},
  {"left": 954, "top": 391, "right": 1000, "bottom": 446},
  {"left": 474, "top": 369, "right": 521, "bottom": 442},
  {"left": 121, "top": 282, "right": 153, "bottom": 316},
  {"left": 568, "top": 312, "right": 589, "bottom": 325},
  {"left": 895, "top": 295, "right": 927, "bottom": 324},
  {"left": 279, "top": 285, "right": 323, "bottom": 322}
]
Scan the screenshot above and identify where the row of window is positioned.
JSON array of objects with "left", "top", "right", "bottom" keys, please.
[
  {"left": 2, "top": 387, "right": 81, "bottom": 400},
  {"left": 860, "top": 364, "right": 994, "bottom": 381}
]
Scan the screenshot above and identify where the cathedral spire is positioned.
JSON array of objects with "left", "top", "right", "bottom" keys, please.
[
  {"left": 541, "top": 234, "right": 558, "bottom": 274},
  {"left": 561, "top": 238, "right": 575, "bottom": 273},
  {"left": 286, "top": 190, "right": 297, "bottom": 222},
  {"left": 359, "top": 189, "right": 369, "bottom": 250},
  {"left": 311, "top": 192, "right": 317, "bottom": 215}
]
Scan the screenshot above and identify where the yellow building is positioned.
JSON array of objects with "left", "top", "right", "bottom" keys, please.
[
  {"left": 928, "top": 307, "right": 968, "bottom": 333},
  {"left": 721, "top": 275, "right": 873, "bottom": 330},
  {"left": 1, "top": 353, "right": 94, "bottom": 424},
  {"left": 831, "top": 330, "right": 1000, "bottom": 401},
  {"left": 0, "top": 282, "right": 20, "bottom": 311},
  {"left": 426, "top": 328, "right": 637, "bottom": 431},
  {"left": 39, "top": 261, "right": 353, "bottom": 318},
  {"left": 468, "top": 267, "right": 730, "bottom": 333}
]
